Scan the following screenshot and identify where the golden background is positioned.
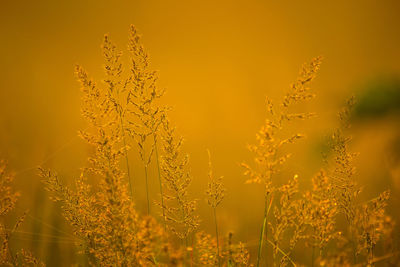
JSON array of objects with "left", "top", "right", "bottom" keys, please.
[{"left": 1, "top": 1, "right": 400, "bottom": 265}]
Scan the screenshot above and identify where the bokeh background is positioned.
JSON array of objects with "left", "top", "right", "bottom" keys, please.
[{"left": 1, "top": 1, "right": 400, "bottom": 265}]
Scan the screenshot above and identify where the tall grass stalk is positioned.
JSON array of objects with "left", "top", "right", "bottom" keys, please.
[
  {"left": 257, "top": 193, "right": 272, "bottom": 267},
  {"left": 266, "top": 239, "right": 297, "bottom": 267},
  {"left": 154, "top": 135, "right": 166, "bottom": 230},
  {"left": 120, "top": 116, "right": 133, "bottom": 198},
  {"left": 205, "top": 149, "right": 225, "bottom": 266},
  {"left": 143, "top": 147, "right": 150, "bottom": 214},
  {"left": 256, "top": 206, "right": 267, "bottom": 267},
  {"left": 213, "top": 207, "right": 221, "bottom": 267}
]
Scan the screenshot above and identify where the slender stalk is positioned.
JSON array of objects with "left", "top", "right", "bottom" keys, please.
[
  {"left": 154, "top": 135, "right": 166, "bottom": 230},
  {"left": 143, "top": 146, "right": 150, "bottom": 214},
  {"left": 179, "top": 198, "right": 188, "bottom": 264},
  {"left": 144, "top": 164, "right": 150, "bottom": 214},
  {"left": 191, "top": 232, "right": 194, "bottom": 267},
  {"left": 228, "top": 233, "right": 233, "bottom": 267},
  {"left": 5, "top": 234, "right": 15, "bottom": 266},
  {"left": 368, "top": 245, "right": 374, "bottom": 266},
  {"left": 257, "top": 194, "right": 269, "bottom": 267},
  {"left": 116, "top": 85, "right": 133, "bottom": 198},
  {"left": 213, "top": 207, "right": 221, "bottom": 267},
  {"left": 351, "top": 226, "right": 357, "bottom": 264},
  {"left": 256, "top": 193, "right": 274, "bottom": 267},
  {"left": 120, "top": 117, "right": 133, "bottom": 198},
  {"left": 265, "top": 196, "right": 271, "bottom": 267},
  {"left": 266, "top": 239, "right": 297, "bottom": 267},
  {"left": 365, "top": 251, "right": 399, "bottom": 266}
]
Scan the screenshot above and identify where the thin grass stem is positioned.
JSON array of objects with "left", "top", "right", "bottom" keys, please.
[
  {"left": 142, "top": 146, "right": 150, "bottom": 214},
  {"left": 154, "top": 135, "right": 166, "bottom": 230},
  {"left": 120, "top": 118, "right": 133, "bottom": 198},
  {"left": 213, "top": 207, "right": 221, "bottom": 267},
  {"left": 144, "top": 164, "right": 150, "bottom": 214},
  {"left": 266, "top": 239, "right": 297, "bottom": 267},
  {"left": 256, "top": 198, "right": 268, "bottom": 267},
  {"left": 257, "top": 193, "right": 272, "bottom": 267}
]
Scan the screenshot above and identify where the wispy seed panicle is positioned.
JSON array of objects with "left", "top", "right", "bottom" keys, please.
[
  {"left": 160, "top": 115, "right": 199, "bottom": 240},
  {"left": 1, "top": 162, "right": 42, "bottom": 266},
  {"left": 206, "top": 150, "right": 225, "bottom": 209},
  {"left": 242, "top": 57, "right": 322, "bottom": 267},
  {"left": 242, "top": 56, "right": 322, "bottom": 190}
]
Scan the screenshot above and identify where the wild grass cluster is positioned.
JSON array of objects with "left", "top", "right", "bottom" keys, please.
[{"left": 1, "top": 25, "right": 399, "bottom": 266}]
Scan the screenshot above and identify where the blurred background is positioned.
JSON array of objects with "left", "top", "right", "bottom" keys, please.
[{"left": 1, "top": 0, "right": 400, "bottom": 265}]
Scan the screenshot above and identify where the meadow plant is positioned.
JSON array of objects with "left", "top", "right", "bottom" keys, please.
[
  {"left": 1, "top": 161, "right": 43, "bottom": 266},
  {"left": 303, "top": 170, "right": 339, "bottom": 263},
  {"left": 241, "top": 56, "right": 322, "bottom": 266},
  {"left": 159, "top": 115, "right": 199, "bottom": 241},
  {"left": 125, "top": 25, "right": 167, "bottom": 216},
  {"left": 40, "top": 26, "right": 173, "bottom": 265},
  {"left": 206, "top": 150, "right": 226, "bottom": 266},
  {"left": 327, "top": 96, "right": 393, "bottom": 265},
  {"left": 0, "top": 25, "right": 397, "bottom": 266}
]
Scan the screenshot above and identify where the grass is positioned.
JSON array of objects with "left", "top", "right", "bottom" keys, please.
[{"left": 1, "top": 25, "right": 398, "bottom": 266}]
